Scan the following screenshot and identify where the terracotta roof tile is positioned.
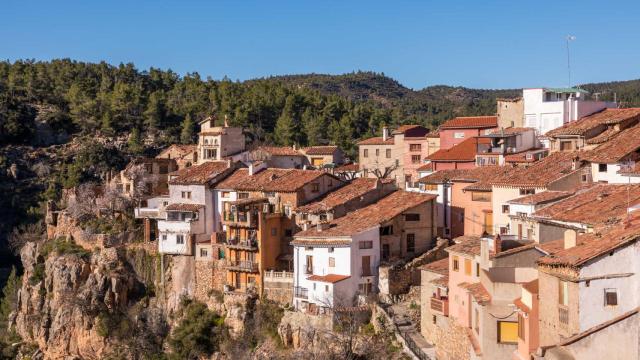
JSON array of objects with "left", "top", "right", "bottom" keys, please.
[
  {"left": 158, "top": 144, "right": 197, "bottom": 158},
  {"left": 426, "top": 129, "right": 440, "bottom": 138},
  {"left": 487, "top": 127, "right": 534, "bottom": 136},
  {"left": 533, "top": 184, "right": 640, "bottom": 227},
  {"left": 306, "top": 274, "right": 351, "bottom": 283},
  {"left": 546, "top": 108, "right": 640, "bottom": 137},
  {"left": 168, "top": 161, "right": 233, "bottom": 185},
  {"left": 503, "top": 149, "right": 548, "bottom": 163},
  {"left": 431, "top": 275, "right": 449, "bottom": 288},
  {"left": 460, "top": 282, "right": 491, "bottom": 304},
  {"left": 393, "top": 125, "right": 430, "bottom": 137},
  {"left": 416, "top": 162, "right": 434, "bottom": 172},
  {"left": 302, "top": 146, "right": 338, "bottom": 155},
  {"left": 296, "top": 178, "right": 388, "bottom": 214},
  {"left": 427, "top": 137, "right": 492, "bottom": 162},
  {"left": 357, "top": 136, "right": 394, "bottom": 145},
  {"left": 537, "top": 217, "right": 640, "bottom": 268},
  {"left": 580, "top": 123, "right": 640, "bottom": 163},
  {"left": 335, "top": 163, "right": 359, "bottom": 172},
  {"left": 420, "top": 258, "right": 449, "bottom": 275},
  {"left": 508, "top": 191, "right": 574, "bottom": 206},
  {"left": 490, "top": 151, "right": 582, "bottom": 188},
  {"left": 289, "top": 238, "right": 352, "bottom": 246},
  {"left": 522, "top": 279, "right": 539, "bottom": 294},
  {"left": 165, "top": 203, "right": 204, "bottom": 212},
  {"left": 293, "top": 190, "right": 436, "bottom": 238},
  {"left": 440, "top": 116, "right": 498, "bottom": 129},
  {"left": 446, "top": 236, "right": 481, "bottom": 257},
  {"left": 585, "top": 126, "right": 621, "bottom": 145},
  {"left": 256, "top": 146, "right": 304, "bottom": 157},
  {"left": 418, "top": 166, "right": 516, "bottom": 191},
  {"left": 215, "top": 168, "right": 338, "bottom": 193}
]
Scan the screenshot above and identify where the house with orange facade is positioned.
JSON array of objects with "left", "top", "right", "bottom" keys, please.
[{"left": 438, "top": 116, "right": 498, "bottom": 150}]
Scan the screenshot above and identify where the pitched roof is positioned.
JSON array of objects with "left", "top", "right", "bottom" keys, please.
[
  {"left": 393, "top": 125, "right": 430, "bottom": 137},
  {"left": 306, "top": 274, "right": 351, "bottom": 283},
  {"left": 533, "top": 184, "right": 640, "bottom": 227},
  {"left": 293, "top": 190, "right": 436, "bottom": 238},
  {"left": 157, "top": 144, "right": 196, "bottom": 158},
  {"left": 215, "top": 168, "right": 337, "bottom": 193},
  {"left": 508, "top": 191, "right": 574, "bottom": 206},
  {"left": 427, "top": 137, "right": 492, "bottom": 162},
  {"left": 302, "top": 146, "right": 338, "bottom": 155},
  {"left": 296, "top": 178, "right": 389, "bottom": 214},
  {"left": 546, "top": 108, "right": 640, "bottom": 137},
  {"left": 420, "top": 258, "right": 449, "bottom": 275},
  {"left": 490, "top": 151, "right": 581, "bottom": 188},
  {"left": 357, "top": 136, "right": 394, "bottom": 145},
  {"left": 165, "top": 203, "right": 204, "bottom": 212},
  {"left": 446, "top": 236, "right": 481, "bottom": 257},
  {"left": 460, "top": 282, "right": 491, "bottom": 304},
  {"left": 256, "top": 146, "right": 304, "bottom": 157},
  {"left": 418, "top": 166, "right": 516, "bottom": 191},
  {"left": 580, "top": 123, "right": 640, "bottom": 163},
  {"left": 335, "top": 163, "right": 359, "bottom": 172},
  {"left": 440, "top": 116, "right": 498, "bottom": 129},
  {"left": 168, "top": 161, "right": 232, "bottom": 185},
  {"left": 487, "top": 127, "right": 534, "bottom": 136},
  {"left": 416, "top": 162, "right": 434, "bottom": 172},
  {"left": 504, "top": 149, "right": 548, "bottom": 164},
  {"left": 537, "top": 217, "right": 640, "bottom": 268}
]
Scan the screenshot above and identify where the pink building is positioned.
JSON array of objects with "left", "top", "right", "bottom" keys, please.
[
  {"left": 445, "top": 236, "right": 482, "bottom": 328},
  {"left": 439, "top": 116, "right": 498, "bottom": 150},
  {"left": 426, "top": 137, "right": 492, "bottom": 171},
  {"left": 394, "top": 125, "right": 440, "bottom": 187}
]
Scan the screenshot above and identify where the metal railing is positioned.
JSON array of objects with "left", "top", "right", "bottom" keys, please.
[
  {"left": 403, "top": 331, "right": 432, "bottom": 360},
  {"left": 227, "top": 260, "right": 259, "bottom": 272},
  {"left": 559, "top": 305, "right": 569, "bottom": 325},
  {"left": 227, "top": 237, "right": 258, "bottom": 250}
]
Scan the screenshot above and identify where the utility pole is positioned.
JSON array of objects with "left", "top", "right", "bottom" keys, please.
[{"left": 566, "top": 35, "right": 576, "bottom": 88}]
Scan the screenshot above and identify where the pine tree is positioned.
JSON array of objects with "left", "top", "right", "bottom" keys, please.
[
  {"left": 180, "top": 114, "right": 195, "bottom": 144},
  {"left": 128, "top": 128, "right": 144, "bottom": 154},
  {"left": 274, "top": 112, "right": 296, "bottom": 146},
  {"left": 144, "top": 91, "right": 165, "bottom": 132}
]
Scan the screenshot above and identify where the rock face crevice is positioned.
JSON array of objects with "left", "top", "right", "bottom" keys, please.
[{"left": 12, "top": 241, "right": 163, "bottom": 359}]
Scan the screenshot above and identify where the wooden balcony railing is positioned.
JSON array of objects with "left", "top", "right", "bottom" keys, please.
[
  {"left": 227, "top": 260, "right": 259, "bottom": 273},
  {"left": 430, "top": 296, "right": 449, "bottom": 316}
]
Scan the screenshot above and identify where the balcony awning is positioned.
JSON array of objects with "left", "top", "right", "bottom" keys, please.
[{"left": 165, "top": 203, "right": 204, "bottom": 212}]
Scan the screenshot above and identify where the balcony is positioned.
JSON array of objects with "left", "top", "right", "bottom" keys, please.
[
  {"left": 222, "top": 212, "right": 259, "bottom": 228},
  {"left": 134, "top": 207, "right": 164, "bottom": 219},
  {"left": 294, "top": 286, "right": 309, "bottom": 299},
  {"left": 226, "top": 237, "right": 259, "bottom": 251},
  {"left": 430, "top": 296, "right": 449, "bottom": 316},
  {"left": 227, "top": 260, "right": 259, "bottom": 273}
]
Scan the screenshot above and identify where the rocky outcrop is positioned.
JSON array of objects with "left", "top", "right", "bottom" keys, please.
[
  {"left": 12, "top": 241, "right": 163, "bottom": 359},
  {"left": 277, "top": 311, "right": 332, "bottom": 350}
]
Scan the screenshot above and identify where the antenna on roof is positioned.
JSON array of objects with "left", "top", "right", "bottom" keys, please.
[{"left": 566, "top": 35, "right": 577, "bottom": 88}]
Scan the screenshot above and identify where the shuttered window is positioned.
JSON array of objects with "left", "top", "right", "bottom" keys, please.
[{"left": 497, "top": 321, "right": 518, "bottom": 344}]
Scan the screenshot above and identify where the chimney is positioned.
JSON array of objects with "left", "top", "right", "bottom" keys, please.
[
  {"left": 224, "top": 115, "right": 229, "bottom": 127},
  {"left": 302, "top": 222, "right": 311, "bottom": 231},
  {"left": 571, "top": 156, "right": 579, "bottom": 171},
  {"left": 382, "top": 126, "right": 390, "bottom": 141},
  {"left": 293, "top": 144, "right": 297, "bottom": 151},
  {"left": 564, "top": 230, "right": 577, "bottom": 249},
  {"left": 493, "top": 234, "right": 502, "bottom": 254},
  {"left": 249, "top": 163, "right": 255, "bottom": 176}
]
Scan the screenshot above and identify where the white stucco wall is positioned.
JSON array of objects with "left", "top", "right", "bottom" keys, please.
[
  {"left": 577, "top": 242, "right": 640, "bottom": 331},
  {"left": 590, "top": 163, "right": 640, "bottom": 184}
]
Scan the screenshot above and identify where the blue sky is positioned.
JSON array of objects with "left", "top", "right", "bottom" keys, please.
[{"left": 2, "top": 0, "right": 639, "bottom": 89}]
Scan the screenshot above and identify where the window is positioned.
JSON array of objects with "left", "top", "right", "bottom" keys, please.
[
  {"left": 218, "top": 248, "right": 225, "bottom": 259},
  {"left": 604, "top": 288, "right": 618, "bottom": 306},
  {"left": 176, "top": 234, "right": 185, "bottom": 244},
  {"left": 159, "top": 164, "right": 169, "bottom": 174},
  {"left": 319, "top": 214, "right": 327, "bottom": 221},
  {"left": 475, "top": 263, "right": 480, "bottom": 277},
  {"left": 453, "top": 256, "right": 459, "bottom": 271},
  {"left": 222, "top": 191, "right": 230, "bottom": 198},
  {"left": 500, "top": 227, "right": 508, "bottom": 235},
  {"left": 559, "top": 281, "right": 569, "bottom": 306},
  {"left": 581, "top": 174, "right": 588, "bottom": 183},
  {"left": 311, "top": 183, "right": 320, "bottom": 193},
  {"left": 405, "top": 213, "right": 420, "bottom": 221},
  {"left": 358, "top": 283, "right": 373, "bottom": 295},
  {"left": 497, "top": 321, "right": 518, "bottom": 344},
  {"left": 411, "top": 155, "right": 421, "bottom": 164},
  {"left": 374, "top": 149, "right": 379, "bottom": 157},
  {"left": 161, "top": 234, "right": 167, "bottom": 241},
  {"left": 363, "top": 149, "right": 369, "bottom": 158},
  {"left": 518, "top": 313, "right": 525, "bottom": 339},
  {"left": 284, "top": 206, "right": 292, "bottom": 216},
  {"left": 238, "top": 192, "right": 249, "bottom": 199},
  {"left": 464, "top": 259, "right": 472, "bottom": 276},
  {"left": 181, "top": 191, "right": 192, "bottom": 199},
  {"left": 395, "top": 159, "right": 399, "bottom": 167},
  {"left": 598, "top": 163, "right": 608, "bottom": 173},
  {"left": 502, "top": 205, "right": 510, "bottom": 214},
  {"left": 359, "top": 241, "right": 373, "bottom": 249},
  {"left": 474, "top": 308, "right": 480, "bottom": 334},
  {"left": 329, "top": 257, "right": 335, "bottom": 267},
  {"left": 380, "top": 225, "right": 394, "bottom": 235},
  {"left": 560, "top": 141, "right": 574, "bottom": 151},
  {"left": 410, "top": 144, "right": 421, "bottom": 152},
  {"left": 200, "top": 248, "right": 208, "bottom": 257},
  {"left": 145, "top": 164, "right": 153, "bottom": 173},
  {"left": 519, "top": 188, "right": 535, "bottom": 196},
  {"left": 328, "top": 247, "right": 334, "bottom": 253},
  {"left": 270, "top": 228, "right": 277, "bottom": 236},
  {"left": 386, "top": 149, "right": 391, "bottom": 158},
  {"left": 205, "top": 148, "right": 217, "bottom": 159},
  {"left": 432, "top": 315, "right": 436, "bottom": 324},
  {"left": 306, "top": 255, "right": 313, "bottom": 274},
  {"left": 325, "top": 285, "right": 329, "bottom": 292},
  {"left": 471, "top": 192, "right": 491, "bottom": 202},
  {"left": 406, "top": 234, "right": 415, "bottom": 253},
  {"left": 454, "top": 132, "right": 465, "bottom": 139},
  {"left": 423, "top": 183, "right": 438, "bottom": 191}
]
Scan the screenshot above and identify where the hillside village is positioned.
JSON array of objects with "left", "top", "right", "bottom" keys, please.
[{"left": 12, "top": 85, "right": 640, "bottom": 359}]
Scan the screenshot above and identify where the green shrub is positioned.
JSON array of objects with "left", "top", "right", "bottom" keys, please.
[
  {"left": 96, "top": 311, "right": 133, "bottom": 340},
  {"left": 29, "top": 263, "right": 45, "bottom": 285},
  {"left": 39, "top": 237, "right": 90, "bottom": 259},
  {"left": 167, "top": 301, "right": 225, "bottom": 359}
]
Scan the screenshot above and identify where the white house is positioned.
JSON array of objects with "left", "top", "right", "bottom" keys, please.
[
  {"left": 136, "top": 161, "right": 240, "bottom": 255},
  {"left": 291, "top": 191, "right": 437, "bottom": 312},
  {"left": 523, "top": 88, "right": 616, "bottom": 146}
]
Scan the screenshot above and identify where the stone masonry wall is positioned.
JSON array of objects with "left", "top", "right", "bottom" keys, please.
[{"left": 432, "top": 317, "right": 472, "bottom": 360}]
